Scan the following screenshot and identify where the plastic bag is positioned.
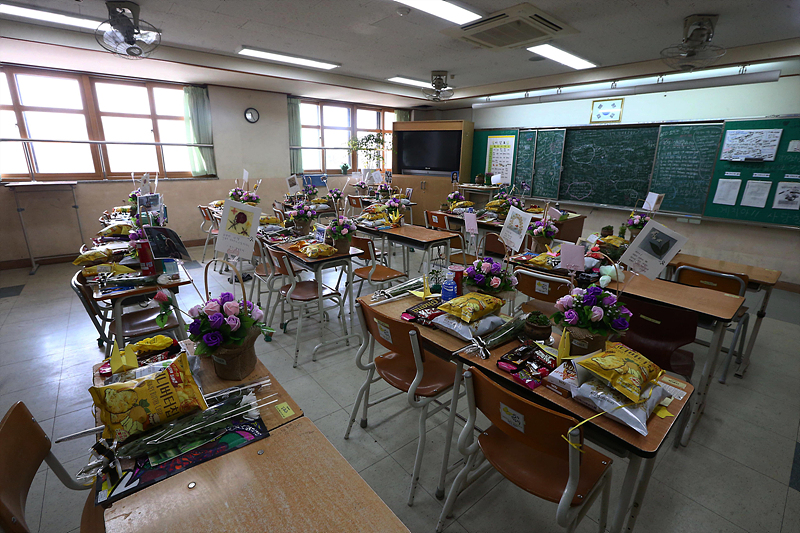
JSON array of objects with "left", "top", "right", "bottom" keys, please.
[
  {"left": 73, "top": 248, "right": 113, "bottom": 266},
  {"left": 431, "top": 313, "right": 504, "bottom": 341},
  {"left": 577, "top": 342, "right": 662, "bottom": 403},
  {"left": 572, "top": 379, "right": 666, "bottom": 436},
  {"left": 300, "top": 243, "right": 336, "bottom": 258},
  {"left": 81, "top": 263, "right": 135, "bottom": 276},
  {"left": 438, "top": 292, "right": 503, "bottom": 323},
  {"left": 131, "top": 335, "right": 175, "bottom": 355},
  {"left": 89, "top": 353, "right": 207, "bottom": 440},
  {"left": 97, "top": 221, "right": 132, "bottom": 237}
]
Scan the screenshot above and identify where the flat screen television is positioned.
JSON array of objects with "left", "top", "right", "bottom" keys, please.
[{"left": 396, "top": 130, "right": 462, "bottom": 173}]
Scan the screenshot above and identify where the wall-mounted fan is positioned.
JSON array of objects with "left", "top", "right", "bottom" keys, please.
[
  {"left": 660, "top": 14, "right": 726, "bottom": 71},
  {"left": 422, "top": 71, "right": 454, "bottom": 102},
  {"left": 95, "top": 1, "right": 161, "bottom": 59}
]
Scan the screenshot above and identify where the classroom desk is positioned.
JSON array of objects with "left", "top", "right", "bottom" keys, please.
[
  {"left": 100, "top": 357, "right": 408, "bottom": 533},
  {"left": 91, "top": 265, "right": 193, "bottom": 349},
  {"left": 274, "top": 242, "right": 363, "bottom": 354},
  {"left": 357, "top": 224, "right": 458, "bottom": 274},
  {"left": 358, "top": 294, "right": 693, "bottom": 533},
  {"left": 667, "top": 253, "right": 782, "bottom": 378}
]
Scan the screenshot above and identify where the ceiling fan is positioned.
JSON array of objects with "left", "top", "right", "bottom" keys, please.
[
  {"left": 422, "top": 71, "right": 455, "bottom": 102},
  {"left": 660, "top": 14, "right": 726, "bottom": 72},
  {"left": 95, "top": 1, "right": 161, "bottom": 59}
]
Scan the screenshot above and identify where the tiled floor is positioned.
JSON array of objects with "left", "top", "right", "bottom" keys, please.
[{"left": 1, "top": 246, "right": 798, "bottom": 533}]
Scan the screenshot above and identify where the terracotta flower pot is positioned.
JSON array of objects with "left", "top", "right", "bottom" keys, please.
[
  {"left": 211, "top": 327, "right": 260, "bottom": 381},
  {"left": 332, "top": 238, "right": 351, "bottom": 254},
  {"left": 566, "top": 327, "right": 608, "bottom": 356},
  {"left": 524, "top": 322, "right": 552, "bottom": 341}
]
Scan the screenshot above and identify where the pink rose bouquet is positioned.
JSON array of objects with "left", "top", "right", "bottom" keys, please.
[
  {"left": 328, "top": 216, "right": 356, "bottom": 241},
  {"left": 551, "top": 284, "right": 631, "bottom": 335},
  {"left": 184, "top": 294, "right": 274, "bottom": 355},
  {"left": 464, "top": 257, "right": 517, "bottom": 294},
  {"left": 626, "top": 212, "right": 651, "bottom": 230},
  {"left": 527, "top": 219, "right": 559, "bottom": 239}
]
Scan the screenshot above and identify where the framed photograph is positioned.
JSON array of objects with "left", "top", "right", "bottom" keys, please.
[{"left": 590, "top": 98, "right": 624, "bottom": 124}]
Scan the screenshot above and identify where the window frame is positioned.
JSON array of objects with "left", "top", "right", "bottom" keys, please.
[
  {"left": 298, "top": 99, "right": 395, "bottom": 174},
  {"left": 0, "top": 65, "right": 208, "bottom": 181}
]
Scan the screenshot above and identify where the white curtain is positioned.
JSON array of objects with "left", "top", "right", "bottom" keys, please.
[
  {"left": 288, "top": 97, "right": 303, "bottom": 174},
  {"left": 183, "top": 86, "right": 217, "bottom": 176}
]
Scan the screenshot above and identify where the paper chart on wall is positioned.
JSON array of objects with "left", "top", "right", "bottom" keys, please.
[
  {"left": 486, "top": 135, "right": 515, "bottom": 184},
  {"left": 772, "top": 182, "right": 800, "bottom": 211},
  {"left": 740, "top": 181, "right": 772, "bottom": 208},
  {"left": 719, "top": 129, "right": 783, "bottom": 161},
  {"left": 712, "top": 178, "right": 741, "bottom": 206}
]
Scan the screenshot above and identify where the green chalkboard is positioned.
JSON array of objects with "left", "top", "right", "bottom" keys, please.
[
  {"left": 470, "top": 129, "right": 518, "bottom": 183},
  {"left": 532, "top": 129, "right": 565, "bottom": 199},
  {"left": 514, "top": 130, "right": 536, "bottom": 195},
  {"left": 650, "top": 124, "right": 723, "bottom": 214},
  {"left": 703, "top": 118, "right": 800, "bottom": 227},
  {"left": 559, "top": 126, "right": 659, "bottom": 206}
]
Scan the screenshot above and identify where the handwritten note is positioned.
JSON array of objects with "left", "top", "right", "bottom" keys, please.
[
  {"left": 499, "top": 206, "right": 533, "bottom": 253},
  {"left": 275, "top": 402, "right": 295, "bottom": 419},
  {"left": 720, "top": 129, "right": 783, "bottom": 161}
]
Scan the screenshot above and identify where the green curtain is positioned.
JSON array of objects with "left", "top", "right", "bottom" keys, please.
[
  {"left": 395, "top": 109, "right": 411, "bottom": 122},
  {"left": 183, "top": 86, "right": 217, "bottom": 176},
  {"left": 288, "top": 97, "right": 303, "bottom": 174}
]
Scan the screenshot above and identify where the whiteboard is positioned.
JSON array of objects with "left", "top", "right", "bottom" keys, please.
[{"left": 720, "top": 129, "right": 783, "bottom": 161}]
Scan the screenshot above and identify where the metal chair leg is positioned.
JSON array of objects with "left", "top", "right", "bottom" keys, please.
[
  {"left": 293, "top": 306, "right": 304, "bottom": 368},
  {"left": 345, "top": 366, "right": 375, "bottom": 439},
  {"left": 407, "top": 402, "right": 429, "bottom": 506},
  {"left": 719, "top": 317, "right": 748, "bottom": 384}
]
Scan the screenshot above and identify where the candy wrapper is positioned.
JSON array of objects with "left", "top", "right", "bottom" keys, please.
[
  {"left": 89, "top": 353, "right": 207, "bottom": 441},
  {"left": 438, "top": 292, "right": 503, "bottom": 323},
  {"left": 572, "top": 379, "right": 667, "bottom": 436},
  {"left": 578, "top": 342, "right": 662, "bottom": 403},
  {"left": 497, "top": 345, "right": 534, "bottom": 373},
  {"left": 432, "top": 313, "right": 504, "bottom": 342},
  {"left": 512, "top": 366, "right": 542, "bottom": 390}
]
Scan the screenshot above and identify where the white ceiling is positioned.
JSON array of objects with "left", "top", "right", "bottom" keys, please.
[{"left": 1, "top": 0, "right": 799, "bottom": 106}]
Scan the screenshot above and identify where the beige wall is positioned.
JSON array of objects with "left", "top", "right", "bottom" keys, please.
[{"left": 0, "top": 84, "right": 291, "bottom": 264}]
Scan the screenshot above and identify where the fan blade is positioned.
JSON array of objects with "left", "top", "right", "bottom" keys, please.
[
  {"left": 103, "top": 29, "right": 125, "bottom": 48},
  {"left": 137, "top": 30, "right": 159, "bottom": 45},
  {"left": 421, "top": 88, "right": 437, "bottom": 97},
  {"left": 439, "top": 89, "right": 454, "bottom": 99}
]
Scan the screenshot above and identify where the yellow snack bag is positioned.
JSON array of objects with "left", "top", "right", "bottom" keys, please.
[
  {"left": 82, "top": 263, "right": 136, "bottom": 276},
  {"left": 89, "top": 353, "right": 206, "bottom": 440},
  {"left": 97, "top": 221, "right": 132, "bottom": 237},
  {"left": 300, "top": 243, "right": 336, "bottom": 258},
  {"left": 260, "top": 215, "right": 280, "bottom": 225},
  {"left": 73, "top": 248, "right": 113, "bottom": 266},
  {"left": 577, "top": 342, "right": 663, "bottom": 403},
  {"left": 210, "top": 200, "right": 225, "bottom": 208},
  {"left": 132, "top": 335, "right": 174, "bottom": 354},
  {"left": 438, "top": 293, "right": 503, "bottom": 323},
  {"left": 452, "top": 201, "right": 474, "bottom": 209}
]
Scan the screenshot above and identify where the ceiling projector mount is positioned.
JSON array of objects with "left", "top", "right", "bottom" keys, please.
[
  {"left": 422, "top": 71, "right": 454, "bottom": 102},
  {"left": 660, "top": 14, "right": 726, "bottom": 71}
]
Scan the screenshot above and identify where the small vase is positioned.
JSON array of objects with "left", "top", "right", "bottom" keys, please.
[
  {"left": 296, "top": 220, "right": 312, "bottom": 235},
  {"left": 333, "top": 238, "right": 351, "bottom": 254},
  {"left": 524, "top": 322, "right": 552, "bottom": 341},
  {"left": 628, "top": 227, "right": 642, "bottom": 241},
  {"left": 566, "top": 327, "right": 608, "bottom": 356},
  {"left": 211, "top": 327, "right": 260, "bottom": 380},
  {"left": 532, "top": 236, "right": 553, "bottom": 253}
]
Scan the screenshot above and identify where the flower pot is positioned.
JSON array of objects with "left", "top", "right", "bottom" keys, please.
[
  {"left": 524, "top": 322, "right": 552, "bottom": 341},
  {"left": 532, "top": 236, "right": 553, "bottom": 254},
  {"left": 332, "top": 238, "right": 351, "bottom": 254},
  {"left": 628, "top": 227, "right": 642, "bottom": 241},
  {"left": 566, "top": 327, "right": 608, "bottom": 356},
  {"left": 600, "top": 228, "right": 613, "bottom": 237},
  {"left": 295, "top": 219, "right": 312, "bottom": 235},
  {"left": 211, "top": 327, "right": 260, "bottom": 381}
]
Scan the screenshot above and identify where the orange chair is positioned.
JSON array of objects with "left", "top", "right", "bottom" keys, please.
[
  {"left": 197, "top": 205, "right": 219, "bottom": 263},
  {"left": 350, "top": 236, "right": 407, "bottom": 298},
  {"left": 511, "top": 268, "right": 574, "bottom": 317},
  {"left": 437, "top": 368, "right": 612, "bottom": 533},
  {"left": 423, "top": 210, "right": 473, "bottom": 269},
  {"left": 0, "top": 402, "right": 104, "bottom": 533},
  {"left": 344, "top": 302, "right": 460, "bottom": 506},
  {"left": 346, "top": 195, "right": 364, "bottom": 217}
]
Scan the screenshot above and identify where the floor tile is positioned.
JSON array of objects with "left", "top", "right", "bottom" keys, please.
[
  {"left": 50, "top": 408, "right": 98, "bottom": 465},
  {"left": 0, "top": 382, "right": 59, "bottom": 424},
  {"left": 314, "top": 408, "right": 389, "bottom": 472},
  {"left": 790, "top": 443, "right": 800, "bottom": 492},
  {"left": 279, "top": 373, "right": 341, "bottom": 421},
  {"left": 39, "top": 456, "right": 91, "bottom": 533},
  {"left": 784, "top": 488, "right": 800, "bottom": 533},
  {"left": 23, "top": 469, "right": 46, "bottom": 533},
  {"left": 0, "top": 358, "right": 63, "bottom": 396},
  {"left": 0, "top": 284, "right": 25, "bottom": 298}
]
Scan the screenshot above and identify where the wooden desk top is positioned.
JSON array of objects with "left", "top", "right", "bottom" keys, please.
[
  {"left": 669, "top": 253, "right": 781, "bottom": 286},
  {"left": 91, "top": 265, "right": 193, "bottom": 301},
  {"left": 612, "top": 275, "right": 744, "bottom": 321},
  {"left": 384, "top": 224, "right": 458, "bottom": 244},
  {"left": 358, "top": 294, "right": 693, "bottom": 457},
  {"left": 104, "top": 417, "right": 408, "bottom": 533},
  {"left": 275, "top": 242, "right": 364, "bottom": 266},
  {"left": 432, "top": 210, "right": 585, "bottom": 229}
]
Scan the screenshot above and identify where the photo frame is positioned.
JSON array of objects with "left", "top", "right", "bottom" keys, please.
[{"left": 590, "top": 98, "right": 624, "bottom": 124}]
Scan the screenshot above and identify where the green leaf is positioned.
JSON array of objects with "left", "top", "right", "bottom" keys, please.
[
  {"left": 155, "top": 313, "right": 168, "bottom": 328},
  {"left": 194, "top": 343, "right": 211, "bottom": 356}
]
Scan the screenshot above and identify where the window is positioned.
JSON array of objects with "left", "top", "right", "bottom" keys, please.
[
  {"left": 0, "top": 66, "right": 208, "bottom": 180},
  {"left": 299, "top": 100, "right": 395, "bottom": 173}
]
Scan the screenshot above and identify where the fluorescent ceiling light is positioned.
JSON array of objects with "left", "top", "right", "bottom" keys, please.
[
  {"left": 388, "top": 76, "right": 431, "bottom": 88},
  {"left": 393, "top": 1, "right": 481, "bottom": 25},
  {"left": 0, "top": 4, "right": 101, "bottom": 29},
  {"left": 238, "top": 48, "right": 339, "bottom": 70},
  {"left": 527, "top": 44, "right": 596, "bottom": 70}
]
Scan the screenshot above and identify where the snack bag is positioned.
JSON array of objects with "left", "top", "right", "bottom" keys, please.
[
  {"left": 89, "top": 353, "right": 207, "bottom": 440},
  {"left": 431, "top": 313, "right": 504, "bottom": 341},
  {"left": 260, "top": 215, "right": 280, "bottom": 225},
  {"left": 210, "top": 200, "right": 225, "bottom": 208},
  {"left": 452, "top": 201, "right": 474, "bottom": 209},
  {"left": 300, "top": 243, "right": 336, "bottom": 258},
  {"left": 438, "top": 292, "right": 503, "bottom": 323},
  {"left": 97, "top": 221, "right": 132, "bottom": 237},
  {"left": 81, "top": 263, "right": 136, "bottom": 277},
  {"left": 73, "top": 248, "right": 113, "bottom": 266},
  {"left": 132, "top": 335, "right": 175, "bottom": 355},
  {"left": 577, "top": 342, "right": 662, "bottom": 403},
  {"left": 571, "top": 379, "right": 666, "bottom": 436}
]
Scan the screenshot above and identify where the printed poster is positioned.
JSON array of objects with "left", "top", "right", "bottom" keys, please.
[
  {"left": 499, "top": 206, "right": 533, "bottom": 253},
  {"left": 772, "top": 182, "right": 800, "bottom": 210},
  {"left": 620, "top": 220, "right": 687, "bottom": 280},
  {"left": 486, "top": 135, "right": 515, "bottom": 184},
  {"left": 215, "top": 200, "right": 261, "bottom": 259}
]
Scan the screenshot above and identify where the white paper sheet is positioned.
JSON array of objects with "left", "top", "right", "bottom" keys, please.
[
  {"left": 242, "top": 169, "right": 249, "bottom": 188},
  {"left": 286, "top": 174, "right": 300, "bottom": 194},
  {"left": 772, "top": 182, "right": 800, "bottom": 210},
  {"left": 643, "top": 192, "right": 665, "bottom": 212},
  {"left": 620, "top": 220, "right": 688, "bottom": 280},
  {"left": 486, "top": 135, "right": 515, "bottom": 184},
  {"left": 740, "top": 181, "right": 772, "bottom": 208},
  {"left": 720, "top": 129, "right": 783, "bottom": 161},
  {"left": 464, "top": 212, "right": 478, "bottom": 234},
  {"left": 712, "top": 178, "right": 741, "bottom": 206},
  {"left": 499, "top": 206, "right": 533, "bottom": 253}
]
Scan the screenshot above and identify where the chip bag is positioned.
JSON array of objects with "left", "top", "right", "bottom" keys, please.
[
  {"left": 131, "top": 335, "right": 175, "bottom": 355},
  {"left": 89, "top": 353, "right": 206, "bottom": 441},
  {"left": 571, "top": 379, "right": 666, "bottom": 436},
  {"left": 210, "top": 200, "right": 225, "bottom": 208},
  {"left": 300, "top": 243, "right": 336, "bottom": 258},
  {"left": 97, "top": 221, "right": 132, "bottom": 237},
  {"left": 438, "top": 292, "right": 503, "bottom": 323},
  {"left": 81, "top": 263, "right": 136, "bottom": 277},
  {"left": 451, "top": 201, "right": 474, "bottom": 209},
  {"left": 577, "top": 342, "right": 662, "bottom": 403},
  {"left": 73, "top": 248, "right": 113, "bottom": 266},
  {"left": 260, "top": 215, "right": 280, "bottom": 225}
]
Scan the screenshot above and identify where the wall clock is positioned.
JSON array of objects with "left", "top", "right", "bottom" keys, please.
[{"left": 244, "top": 108, "right": 259, "bottom": 123}]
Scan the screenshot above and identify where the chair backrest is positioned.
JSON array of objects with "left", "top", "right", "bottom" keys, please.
[
  {"left": 198, "top": 205, "right": 213, "bottom": 223},
  {"left": 405, "top": 188, "right": 413, "bottom": 200},
  {"left": 273, "top": 200, "right": 284, "bottom": 212},
  {"left": 267, "top": 247, "right": 295, "bottom": 277},
  {"left": 620, "top": 296, "right": 697, "bottom": 374},
  {"left": 359, "top": 300, "right": 424, "bottom": 361},
  {"left": 272, "top": 208, "right": 286, "bottom": 223},
  {"left": 467, "top": 367, "right": 579, "bottom": 459},
  {"left": 425, "top": 210, "right": 448, "bottom": 230},
  {"left": 482, "top": 232, "right": 506, "bottom": 257},
  {"left": 0, "top": 402, "right": 52, "bottom": 533},
  {"left": 347, "top": 195, "right": 363, "bottom": 209},
  {"left": 513, "top": 268, "right": 573, "bottom": 304},
  {"left": 350, "top": 236, "right": 374, "bottom": 263},
  {"left": 674, "top": 264, "right": 748, "bottom": 297}
]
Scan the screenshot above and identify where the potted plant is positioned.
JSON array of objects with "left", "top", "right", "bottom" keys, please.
[
  {"left": 475, "top": 173, "right": 485, "bottom": 185},
  {"left": 384, "top": 197, "right": 404, "bottom": 225},
  {"left": 551, "top": 285, "right": 632, "bottom": 355},
  {"left": 354, "top": 180, "right": 367, "bottom": 193},
  {"left": 377, "top": 182, "right": 392, "bottom": 198},
  {"left": 185, "top": 290, "right": 273, "bottom": 380},
  {"left": 464, "top": 257, "right": 518, "bottom": 300},
  {"left": 347, "top": 133, "right": 385, "bottom": 173},
  {"left": 429, "top": 269, "right": 444, "bottom": 293},
  {"left": 328, "top": 188, "right": 344, "bottom": 213},
  {"left": 327, "top": 216, "right": 356, "bottom": 253},
  {"left": 229, "top": 187, "right": 260, "bottom": 205},
  {"left": 288, "top": 205, "right": 318, "bottom": 235},
  {"left": 524, "top": 311, "right": 552, "bottom": 341},
  {"left": 601, "top": 225, "right": 614, "bottom": 237},
  {"left": 303, "top": 184, "right": 318, "bottom": 200},
  {"left": 625, "top": 211, "right": 650, "bottom": 240},
  {"left": 340, "top": 163, "right": 350, "bottom": 175},
  {"left": 446, "top": 190, "right": 465, "bottom": 208},
  {"left": 527, "top": 219, "right": 559, "bottom": 253}
]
